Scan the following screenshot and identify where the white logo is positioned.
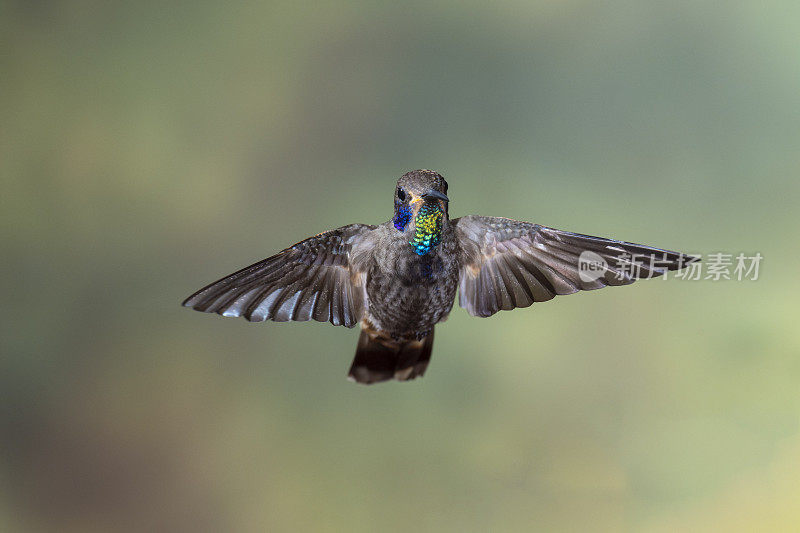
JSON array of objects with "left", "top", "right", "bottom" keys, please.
[{"left": 578, "top": 251, "right": 608, "bottom": 282}]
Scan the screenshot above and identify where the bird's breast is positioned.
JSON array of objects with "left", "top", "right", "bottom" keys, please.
[{"left": 364, "top": 234, "right": 460, "bottom": 339}]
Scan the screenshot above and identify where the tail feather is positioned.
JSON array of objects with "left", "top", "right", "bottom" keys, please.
[{"left": 348, "top": 329, "right": 434, "bottom": 384}]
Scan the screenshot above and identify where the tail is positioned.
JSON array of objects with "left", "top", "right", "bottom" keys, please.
[{"left": 348, "top": 329, "right": 434, "bottom": 384}]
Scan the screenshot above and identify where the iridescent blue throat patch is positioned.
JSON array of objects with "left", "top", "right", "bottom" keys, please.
[
  {"left": 410, "top": 204, "right": 443, "bottom": 256},
  {"left": 393, "top": 205, "right": 412, "bottom": 231}
]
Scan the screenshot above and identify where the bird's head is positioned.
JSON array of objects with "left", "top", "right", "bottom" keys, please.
[{"left": 393, "top": 169, "right": 449, "bottom": 255}]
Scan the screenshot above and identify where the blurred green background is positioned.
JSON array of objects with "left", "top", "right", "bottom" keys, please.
[{"left": 2, "top": 0, "right": 799, "bottom": 531}]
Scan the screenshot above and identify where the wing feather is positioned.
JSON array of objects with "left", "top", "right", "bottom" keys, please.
[
  {"left": 183, "top": 224, "right": 375, "bottom": 327},
  {"left": 454, "top": 215, "right": 696, "bottom": 318}
]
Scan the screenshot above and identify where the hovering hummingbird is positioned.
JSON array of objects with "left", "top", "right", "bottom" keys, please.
[{"left": 184, "top": 169, "right": 695, "bottom": 384}]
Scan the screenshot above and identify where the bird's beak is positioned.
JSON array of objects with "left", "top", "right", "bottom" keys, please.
[
  {"left": 409, "top": 190, "right": 449, "bottom": 213},
  {"left": 422, "top": 190, "right": 449, "bottom": 203}
]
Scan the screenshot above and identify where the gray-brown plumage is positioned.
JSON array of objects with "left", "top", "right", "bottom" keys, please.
[{"left": 183, "top": 169, "right": 696, "bottom": 384}]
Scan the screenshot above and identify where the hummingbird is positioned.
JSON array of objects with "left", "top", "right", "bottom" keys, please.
[{"left": 184, "top": 169, "right": 695, "bottom": 384}]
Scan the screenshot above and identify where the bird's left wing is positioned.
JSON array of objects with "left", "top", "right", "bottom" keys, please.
[
  {"left": 453, "top": 215, "right": 696, "bottom": 318},
  {"left": 183, "top": 224, "right": 376, "bottom": 327}
]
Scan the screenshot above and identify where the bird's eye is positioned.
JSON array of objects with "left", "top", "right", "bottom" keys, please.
[{"left": 397, "top": 188, "right": 406, "bottom": 201}]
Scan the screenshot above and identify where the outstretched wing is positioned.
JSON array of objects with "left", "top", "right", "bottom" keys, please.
[
  {"left": 453, "top": 215, "right": 696, "bottom": 318},
  {"left": 183, "top": 224, "right": 376, "bottom": 327}
]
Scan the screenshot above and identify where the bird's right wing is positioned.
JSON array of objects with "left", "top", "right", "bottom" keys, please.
[
  {"left": 453, "top": 215, "right": 696, "bottom": 318},
  {"left": 183, "top": 224, "right": 376, "bottom": 327}
]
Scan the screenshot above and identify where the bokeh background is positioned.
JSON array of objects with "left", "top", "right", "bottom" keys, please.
[{"left": 3, "top": 1, "right": 799, "bottom": 531}]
